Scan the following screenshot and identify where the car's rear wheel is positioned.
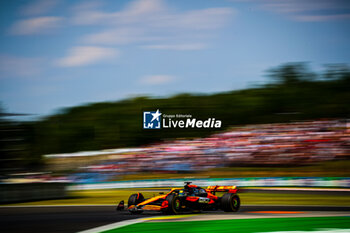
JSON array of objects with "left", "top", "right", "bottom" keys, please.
[
  {"left": 165, "top": 194, "right": 181, "bottom": 214},
  {"left": 221, "top": 193, "right": 240, "bottom": 212}
]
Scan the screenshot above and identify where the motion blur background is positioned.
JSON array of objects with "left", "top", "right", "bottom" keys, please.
[{"left": 0, "top": 0, "right": 349, "bottom": 203}]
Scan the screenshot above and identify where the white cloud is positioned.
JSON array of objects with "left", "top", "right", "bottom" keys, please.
[
  {"left": 259, "top": 0, "right": 337, "bottom": 14},
  {"left": 10, "top": 16, "right": 63, "bottom": 35},
  {"left": 71, "top": 1, "right": 104, "bottom": 12},
  {"left": 72, "top": 0, "right": 166, "bottom": 25},
  {"left": 171, "top": 8, "right": 234, "bottom": 30},
  {"left": 243, "top": 0, "right": 350, "bottom": 22},
  {"left": 141, "top": 43, "right": 207, "bottom": 50},
  {"left": 139, "top": 75, "right": 175, "bottom": 85},
  {"left": 0, "top": 55, "right": 43, "bottom": 77},
  {"left": 20, "top": 0, "right": 59, "bottom": 16},
  {"left": 84, "top": 28, "right": 151, "bottom": 45},
  {"left": 73, "top": 0, "right": 234, "bottom": 47},
  {"left": 56, "top": 46, "right": 119, "bottom": 67},
  {"left": 294, "top": 14, "right": 350, "bottom": 22}
]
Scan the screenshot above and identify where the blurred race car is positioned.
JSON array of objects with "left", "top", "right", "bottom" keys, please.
[{"left": 117, "top": 182, "right": 240, "bottom": 214}]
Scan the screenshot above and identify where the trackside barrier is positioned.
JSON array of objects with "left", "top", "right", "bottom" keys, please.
[
  {"left": 0, "top": 183, "right": 69, "bottom": 204},
  {"left": 69, "top": 177, "right": 350, "bottom": 190}
]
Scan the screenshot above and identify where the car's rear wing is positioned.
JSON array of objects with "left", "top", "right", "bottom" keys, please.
[{"left": 206, "top": 185, "right": 238, "bottom": 193}]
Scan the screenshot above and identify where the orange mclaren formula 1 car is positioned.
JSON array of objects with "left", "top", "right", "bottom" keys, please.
[{"left": 117, "top": 182, "right": 240, "bottom": 214}]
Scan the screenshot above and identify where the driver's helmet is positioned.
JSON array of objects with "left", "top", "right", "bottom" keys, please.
[
  {"left": 198, "top": 189, "right": 207, "bottom": 197},
  {"left": 179, "top": 190, "right": 185, "bottom": 197}
]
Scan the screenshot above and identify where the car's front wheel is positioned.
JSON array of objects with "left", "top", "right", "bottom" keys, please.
[
  {"left": 128, "top": 193, "right": 145, "bottom": 214},
  {"left": 164, "top": 194, "right": 181, "bottom": 214}
]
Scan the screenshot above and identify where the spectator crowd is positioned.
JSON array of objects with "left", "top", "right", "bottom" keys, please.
[{"left": 71, "top": 119, "right": 349, "bottom": 182}]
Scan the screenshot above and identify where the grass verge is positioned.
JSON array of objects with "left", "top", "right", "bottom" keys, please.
[
  {"left": 102, "top": 216, "right": 350, "bottom": 233},
  {"left": 113, "top": 161, "right": 350, "bottom": 181}
]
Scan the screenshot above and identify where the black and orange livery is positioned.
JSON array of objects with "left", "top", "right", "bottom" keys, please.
[{"left": 118, "top": 182, "right": 240, "bottom": 214}]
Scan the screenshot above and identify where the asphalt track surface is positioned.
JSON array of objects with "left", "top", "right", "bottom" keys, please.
[{"left": 1, "top": 205, "right": 350, "bottom": 233}]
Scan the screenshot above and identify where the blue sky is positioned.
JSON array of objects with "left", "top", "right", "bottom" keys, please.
[{"left": 0, "top": 0, "right": 349, "bottom": 118}]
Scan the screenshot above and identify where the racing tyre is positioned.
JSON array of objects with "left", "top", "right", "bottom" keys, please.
[
  {"left": 165, "top": 194, "right": 181, "bottom": 214},
  {"left": 128, "top": 193, "right": 145, "bottom": 207},
  {"left": 221, "top": 193, "right": 240, "bottom": 212},
  {"left": 128, "top": 193, "right": 145, "bottom": 214}
]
